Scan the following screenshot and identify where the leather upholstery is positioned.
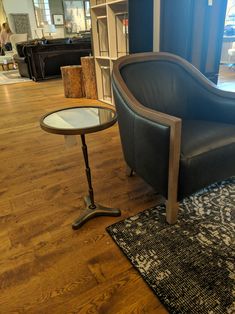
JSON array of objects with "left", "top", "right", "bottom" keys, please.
[
  {"left": 112, "top": 52, "right": 235, "bottom": 202},
  {"left": 13, "top": 53, "right": 30, "bottom": 77},
  {"left": 179, "top": 120, "right": 235, "bottom": 199},
  {"left": 14, "top": 38, "right": 91, "bottom": 81},
  {"left": 113, "top": 83, "right": 170, "bottom": 197}
]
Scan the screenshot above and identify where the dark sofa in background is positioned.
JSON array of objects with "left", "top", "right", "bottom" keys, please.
[{"left": 14, "top": 37, "right": 92, "bottom": 81}]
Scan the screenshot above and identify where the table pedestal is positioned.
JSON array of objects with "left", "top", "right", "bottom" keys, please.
[
  {"left": 72, "top": 134, "right": 121, "bottom": 230},
  {"left": 72, "top": 195, "right": 121, "bottom": 230}
]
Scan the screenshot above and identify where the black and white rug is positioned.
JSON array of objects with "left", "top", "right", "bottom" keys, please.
[{"left": 107, "top": 179, "right": 235, "bottom": 314}]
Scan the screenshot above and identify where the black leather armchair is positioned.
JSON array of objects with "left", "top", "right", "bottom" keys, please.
[{"left": 112, "top": 52, "right": 235, "bottom": 224}]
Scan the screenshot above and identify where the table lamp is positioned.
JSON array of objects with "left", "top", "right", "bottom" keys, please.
[{"left": 43, "top": 24, "right": 56, "bottom": 37}]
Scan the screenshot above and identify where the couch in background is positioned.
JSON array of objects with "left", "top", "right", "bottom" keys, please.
[{"left": 14, "top": 37, "right": 92, "bottom": 81}]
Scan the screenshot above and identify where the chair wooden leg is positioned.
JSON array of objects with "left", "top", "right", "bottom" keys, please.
[
  {"left": 165, "top": 200, "right": 179, "bottom": 224},
  {"left": 126, "top": 165, "right": 134, "bottom": 177}
]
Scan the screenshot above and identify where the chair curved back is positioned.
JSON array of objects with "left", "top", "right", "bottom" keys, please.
[
  {"left": 112, "top": 52, "right": 235, "bottom": 223},
  {"left": 112, "top": 52, "right": 215, "bottom": 186},
  {"left": 114, "top": 52, "right": 218, "bottom": 119},
  {"left": 10, "top": 33, "right": 28, "bottom": 51}
]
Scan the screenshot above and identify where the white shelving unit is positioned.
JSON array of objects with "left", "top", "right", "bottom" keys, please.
[{"left": 91, "top": 0, "right": 129, "bottom": 104}]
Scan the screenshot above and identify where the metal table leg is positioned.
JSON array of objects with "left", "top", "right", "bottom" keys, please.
[{"left": 72, "top": 134, "right": 121, "bottom": 230}]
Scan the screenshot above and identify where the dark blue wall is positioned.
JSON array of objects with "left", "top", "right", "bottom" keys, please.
[{"left": 128, "top": 0, "right": 153, "bottom": 53}]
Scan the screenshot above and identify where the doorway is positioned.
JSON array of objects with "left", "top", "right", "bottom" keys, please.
[{"left": 218, "top": 0, "right": 235, "bottom": 91}]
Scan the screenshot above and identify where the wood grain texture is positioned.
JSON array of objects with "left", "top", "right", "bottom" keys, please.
[
  {"left": 81, "top": 56, "right": 98, "bottom": 99},
  {"left": 0, "top": 78, "right": 168, "bottom": 313},
  {"left": 61, "top": 65, "right": 85, "bottom": 98}
]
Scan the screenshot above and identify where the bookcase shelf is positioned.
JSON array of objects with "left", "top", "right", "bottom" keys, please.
[
  {"left": 95, "top": 58, "right": 112, "bottom": 103},
  {"left": 91, "top": 0, "right": 158, "bottom": 105},
  {"left": 90, "top": 0, "right": 106, "bottom": 7},
  {"left": 97, "top": 17, "right": 109, "bottom": 56},
  {"left": 91, "top": 0, "right": 128, "bottom": 104}
]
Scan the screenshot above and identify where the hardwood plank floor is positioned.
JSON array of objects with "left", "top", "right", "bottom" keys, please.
[{"left": 0, "top": 79, "right": 167, "bottom": 313}]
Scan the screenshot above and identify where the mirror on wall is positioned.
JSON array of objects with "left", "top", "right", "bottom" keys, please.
[
  {"left": 32, "top": 0, "right": 91, "bottom": 38},
  {"left": 63, "top": 0, "right": 91, "bottom": 34}
]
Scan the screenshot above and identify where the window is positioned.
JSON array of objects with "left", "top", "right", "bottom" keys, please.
[{"left": 33, "top": 0, "right": 52, "bottom": 27}]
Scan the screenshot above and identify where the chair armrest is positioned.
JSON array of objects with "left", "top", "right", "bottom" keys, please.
[{"left": 13, "top": 54, "right": 27, "bottom": 63}]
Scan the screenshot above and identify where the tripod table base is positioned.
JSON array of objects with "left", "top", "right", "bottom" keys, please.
[{"left": 72, "top": 195, "right": 121, "bottom": 230}]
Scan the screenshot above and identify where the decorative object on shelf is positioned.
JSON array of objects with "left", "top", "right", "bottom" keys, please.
[
  {"left": 81, "top": 56, "right": 98, "bottom": 99},
  {"left": 53, "top": 14, "right": 64, "bottom": 26}
]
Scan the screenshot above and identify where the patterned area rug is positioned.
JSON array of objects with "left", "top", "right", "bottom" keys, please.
[
  {"left": 0, "top": 70, "right": 31, "bottom": 85},
  {"left": 107, "top": 179, "right": 235, "bottom": 314}
]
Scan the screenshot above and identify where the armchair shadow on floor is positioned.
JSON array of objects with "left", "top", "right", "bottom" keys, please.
[{"left": 112, "top": 52, "right": 235, "bottom": 224}]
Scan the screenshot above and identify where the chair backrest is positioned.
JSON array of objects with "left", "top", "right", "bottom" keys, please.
[
  {"left": 10, "top": 33, "right": 28, "bottom": 51},
  {"left": 113, "top": 52, "right": 219, "bottom": 120},
  {"left": 112, "top": 53, "right": 221, "bottom": 184}
]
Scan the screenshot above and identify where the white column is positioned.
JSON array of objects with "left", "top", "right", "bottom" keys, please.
[{"left": 153, "top": 0, "right": 161, "bottom": 52}]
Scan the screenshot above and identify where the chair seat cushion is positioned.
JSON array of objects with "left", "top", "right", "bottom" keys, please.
[{"left": 179, "top": 120, "right": 235, "bottom": 199}]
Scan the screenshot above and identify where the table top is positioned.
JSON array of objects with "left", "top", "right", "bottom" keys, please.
[{"left": 40, "top": 106, "right": 117, "bottom": 135}]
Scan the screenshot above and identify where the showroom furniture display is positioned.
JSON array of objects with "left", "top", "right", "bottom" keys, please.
[
  {"left": 13, "top": 49, "right": 31, "bottom": 78},
  {"left": 0, "top": 34, "right": 28, "bottom": 72},
  {"left": 14, "top": 37, "right": 92, "bottom": 81},
  {"left": 112, "top": 52, "right": 235, "bottom": 224},
  {"left": 61, "top": 65, "right": 85, "bottom": 98},
  {"left": 40, "top": 106, "right": 121, "bottom": 230},
  {"left": 90, "top": 0, "right": 155, "bottom": 104}
]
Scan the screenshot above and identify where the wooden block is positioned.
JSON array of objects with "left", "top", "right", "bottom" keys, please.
[
  {"left": 61, "top": 65, "right": 85, "bottom": 98},
  {"left": 81, "top": 56, "right": 98, "bottom": 99}
]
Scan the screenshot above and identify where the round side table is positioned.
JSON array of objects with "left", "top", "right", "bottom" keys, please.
[{"left": 40, "top": 106, "right": 121, "bottom": 230}]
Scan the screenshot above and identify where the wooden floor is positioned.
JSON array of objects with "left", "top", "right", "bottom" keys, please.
[{"left": 0, "top": 79, "right": 167, "bottom": 313}]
